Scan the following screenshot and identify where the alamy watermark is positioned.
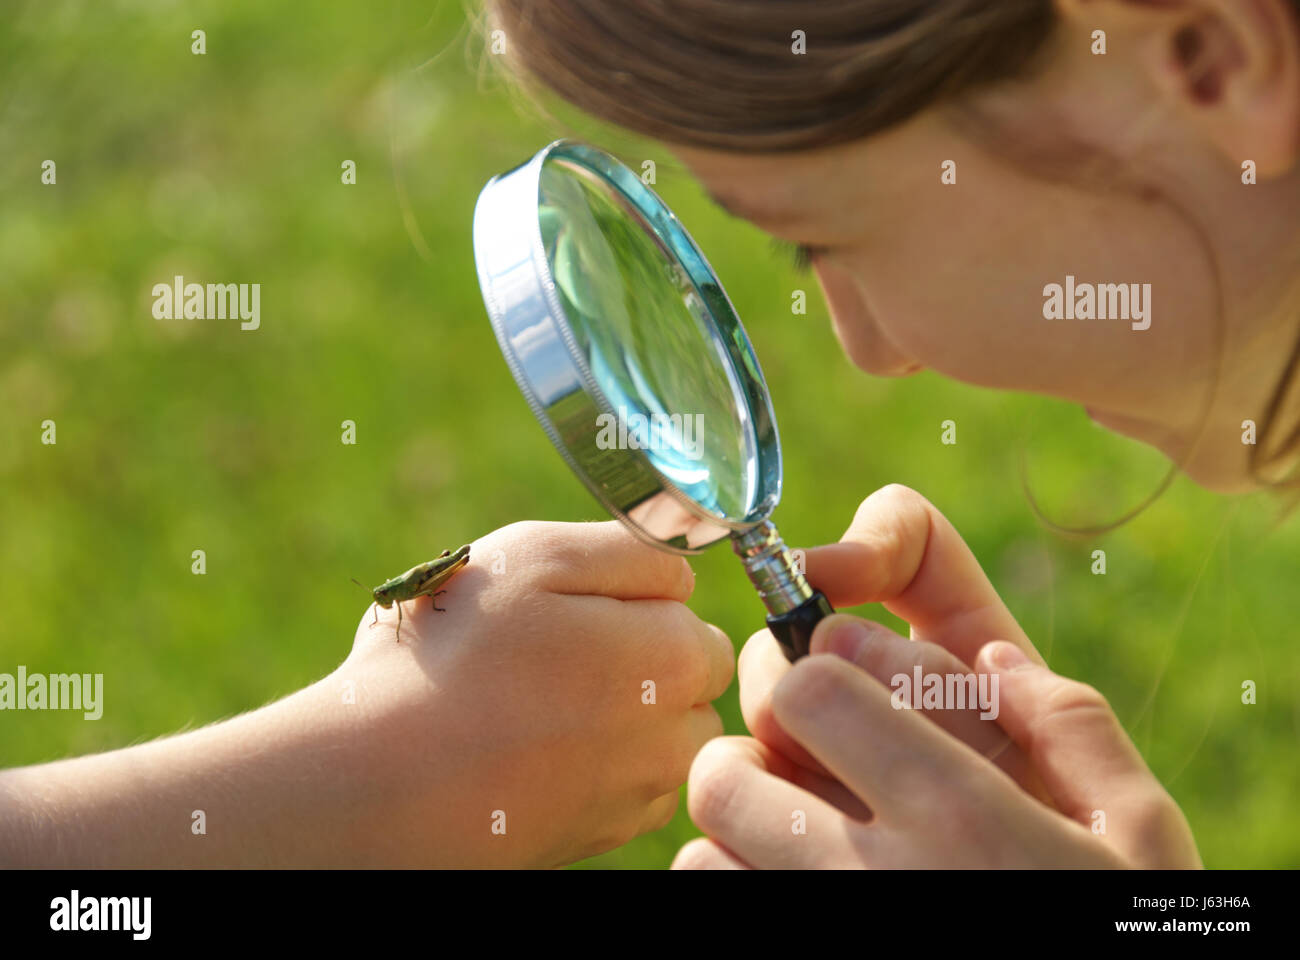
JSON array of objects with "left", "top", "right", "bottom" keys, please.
[
  {"left": 595, "top": 405, "right": 704, "bottom": 460},
  {"left": 151, "top": 275, "right": 260, "bottom": 330},
  {"left": 50, "top": 890, "right": 150, "bottom": 940},
  {"left": 891, "top": 665, "right": 999, "bottom": 721},
  {"left": 1042, "top": 275, "right": 1151, "bottom": 331},
  {"left": 0, "top": 666, "right": 103, "bottom": 719}
]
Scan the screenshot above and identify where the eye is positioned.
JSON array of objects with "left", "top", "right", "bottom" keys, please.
[{"left": 769, "top": 238, "right": 825, "bottom": 276}]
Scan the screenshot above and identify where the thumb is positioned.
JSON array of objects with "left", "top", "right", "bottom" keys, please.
[{"left": 975, "top": 640, "right": 1199, "bottom": 867}]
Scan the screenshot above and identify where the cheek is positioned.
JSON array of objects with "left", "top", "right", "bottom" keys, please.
[{"left": 841, "top": 167, "right": 1217, "bottom": 422}]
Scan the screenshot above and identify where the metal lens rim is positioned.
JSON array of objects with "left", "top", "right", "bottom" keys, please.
[{"left": 477, "top": 138, "right": 783, "bottom": 550}]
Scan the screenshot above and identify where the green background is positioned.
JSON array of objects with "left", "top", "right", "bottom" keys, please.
[{"left": 1, "top": 0, "right": 1296, "bottom": 868}]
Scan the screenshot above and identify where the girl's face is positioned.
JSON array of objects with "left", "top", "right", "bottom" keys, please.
[{"left": 669, "top": 12, "right": 1300, "bottom": 493}]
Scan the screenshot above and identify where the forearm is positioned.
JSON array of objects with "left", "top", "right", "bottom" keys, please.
[{"left": 0, "top": 670, "right": 401, "bottom": 868}]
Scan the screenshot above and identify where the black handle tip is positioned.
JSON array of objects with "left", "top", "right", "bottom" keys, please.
[{"left": 766, "top": 590, "right": 835, "bottom": 663}]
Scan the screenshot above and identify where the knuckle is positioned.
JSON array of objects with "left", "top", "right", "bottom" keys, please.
[
  {"left": 501, "top": 518, "right": 588, "bottom": 555},
  {"left": 653, "top": 730, "right": 701, "bottom": 797},
  {"left": 1129, "top": 790, "right": 1178, "bottom": 832},
  {"left": 713, "top": 637, "right": 737, "bottom": 696},
  {"left": 671, "top": 557, "right": 696, "bottom": 599},
  {"left": 1043, "top": 678, "right": 1111, "bottom": 720},
  {"left": 686, "top": 740, "right": 747, "bottom": 831},
  {"left": 698, "top": 626, "right": 734, "bottom": 697},
  {"left": 599, "top": 819, "right": 644, "bottom": 857},
  {"left": 673, "top": 837, "right": 722, "bottom": 870},
  {"left": 1125, "top": 790, "right": 1193, "bottom": 863},
  {"left": 705, "top": 704, "right": 725, "bottom": 741},
  {"left": 846, "top": 621, "right": 911, "bottom": 678},
  {"left": 642, "top": 551, "right": 693, "bottom": 599},
  {"left": 647, "top": 608, "right": 722, "bottom": 701},
  {"left": 772, "top": 654, "right": 848, "bottom": 722},
  {"left": 496, "top": 519, "right": 550, "bottom": 547},
  {"left": 488, "top": 521, "right": 557, "bottom": 579},
  {"left": 647, "top": 705, "right": 723, "bottom": 800},
  {"left": 851, "top": 485, "right": 932, "bottom": 580},
  {"left": 677, "top": 628, "right": 715, "bottom": 699},
  {"left": 1027, "top": 677, "right": 1120, "bottom": 754},
  {"left": 523, "top": 524, "right": 623, "bottom": 593},
  {"left": 690, "top": 705, "right": 726, "bottom": 755},
  {"left": 651, "top": 791, "right": 680, "bottom": 831}
]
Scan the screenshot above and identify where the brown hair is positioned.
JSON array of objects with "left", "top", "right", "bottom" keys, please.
[
  {"left": 482, "top": 0, "right": 1055, "bottom": 152},
  {"left": 481, "top": 0, "right": 1300, "bottom": 499}
]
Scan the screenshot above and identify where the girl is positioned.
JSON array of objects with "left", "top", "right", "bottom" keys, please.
[{"left": 479, "top": 0, "right": 1300, "bottom": 868}]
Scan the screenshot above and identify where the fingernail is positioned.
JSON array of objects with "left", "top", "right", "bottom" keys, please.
[
  {"left": 988, "top": 642, "right": 1030, "bottom": 671},
  {"left": 812, "top": 616, "right": 874, "bottom": 663}
]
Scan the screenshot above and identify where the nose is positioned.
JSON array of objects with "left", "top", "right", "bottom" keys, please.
[{"left": 814, "top": 260, "right": 922, "bottom": 377}]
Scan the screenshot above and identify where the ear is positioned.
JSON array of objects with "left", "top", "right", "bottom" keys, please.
[{"left": 1058, "top": 0, "right": 1300, "bottom": 177}]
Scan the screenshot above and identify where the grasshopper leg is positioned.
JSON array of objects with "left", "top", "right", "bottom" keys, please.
[
  {"left": 394, "top": 600, "right": 403, "bottom": 643},
  {"left": 370, "top": 604, "right": 379, "bottom": 627},
  {"left": 431, "top": 590, "right": 448, "bottom": 612}
]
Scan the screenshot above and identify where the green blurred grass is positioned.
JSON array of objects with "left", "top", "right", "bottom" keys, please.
[{"left": 1, "top": 0, "right": 1296, "bottom": 868}]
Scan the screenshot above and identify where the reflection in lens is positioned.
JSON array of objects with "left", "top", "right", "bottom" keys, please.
[{"left": 538, "top": 157, "right": 759, "bottom": 520}]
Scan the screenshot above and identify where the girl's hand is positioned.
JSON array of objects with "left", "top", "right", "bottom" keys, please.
[
  {"left": 338, "top": 520, "right": 733, "bottom": 867},
  {"left": 673, "top": 485, "right": 1200, "bottom": 869}
]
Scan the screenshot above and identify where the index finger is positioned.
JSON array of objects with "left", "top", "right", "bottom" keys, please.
[
  {"left": 772, "top": 654, "right": 997, "bottom": 823},
  {"left": 802, "top": 484, "right": 1044, "bottom": 667}
]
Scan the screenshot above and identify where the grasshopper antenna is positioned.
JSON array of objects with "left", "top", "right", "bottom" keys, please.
[{"left": 351, "top": 577, "right": 379, "bottom": 626}]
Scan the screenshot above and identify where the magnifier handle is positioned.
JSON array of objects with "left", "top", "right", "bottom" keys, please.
[{"left": 767, "top": 590, "right": 835, "bottom": 663}]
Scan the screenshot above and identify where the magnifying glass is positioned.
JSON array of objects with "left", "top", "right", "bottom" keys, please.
[{"left": 472, "top": 139, "right": 833, "bottom": 662}]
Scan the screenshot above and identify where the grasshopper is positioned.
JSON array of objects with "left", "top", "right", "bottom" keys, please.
[{"left": 355, "top": 544, "right": 471, "bottom": 643}]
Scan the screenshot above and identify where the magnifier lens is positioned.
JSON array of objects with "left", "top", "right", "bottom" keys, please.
[
  {"left": 476, "top": 140, "right": 833, "bottom": 660},
  {"left": 537, "top": 157, "right": 760, "bottom": 521}
]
